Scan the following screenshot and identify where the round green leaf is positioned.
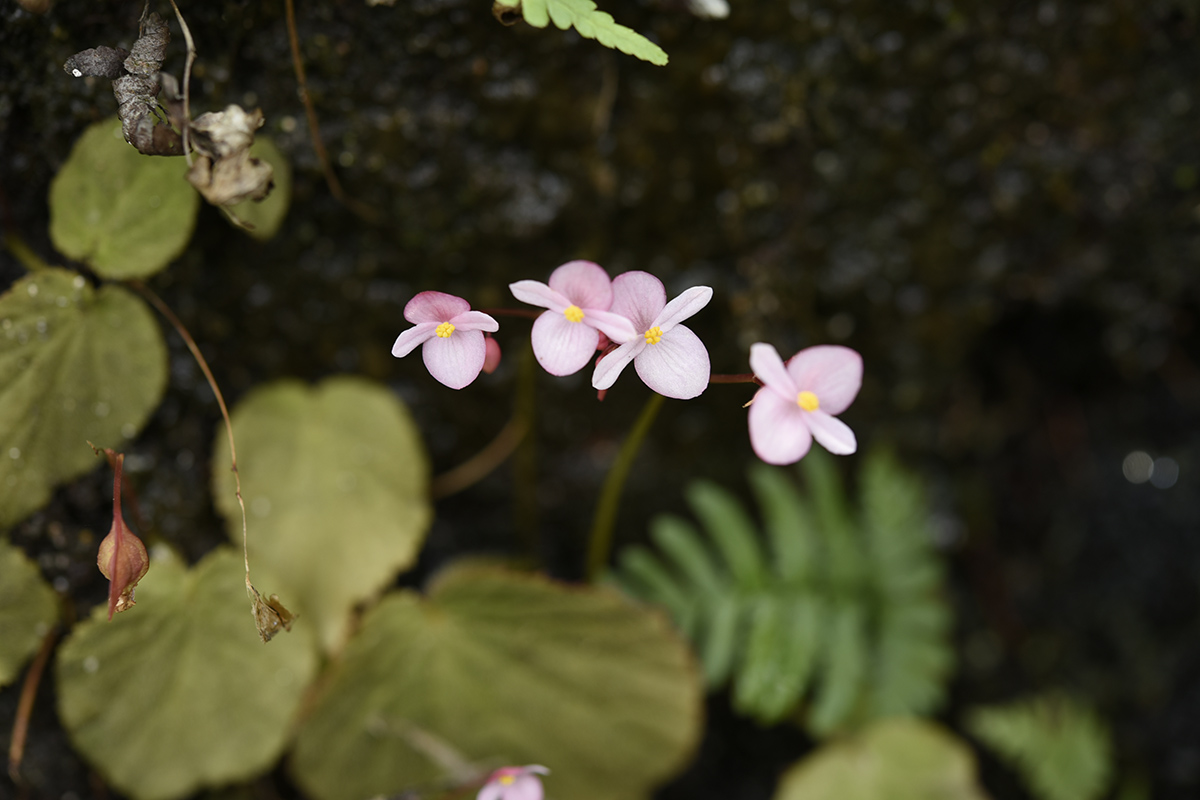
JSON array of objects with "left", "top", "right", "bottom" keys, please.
[
  {"left": 0, "top": 538, "right": 58, "bottom": 688},
  {"left": 49, "top": 117, "right": 199, "bottom": 279},
  {"left": 0, "top": 268, "right": 168, "bottom": 528},
  {"left": 56, "top": 547, "right": 319, "bottom": 800},
  {"left": 226, "top": 137, "right": 291, "bottom": 240},
  {"left": 774, "top": 718, "right": 991, "bottom": 800},
  {"left": 291, "top": 564, "right": 703, "bottom": 800},
  {"left": 212, "top": 376, "right": 431, "bottom": 653}
]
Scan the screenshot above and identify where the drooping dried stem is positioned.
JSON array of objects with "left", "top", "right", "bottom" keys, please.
[
  {"left": 283, "top": 0, "right": 378, "bottom": 222},
  {"left": 129, "top": 283, "right": 249, "bottom": 581},
  {"left": 132, "top": 282, "right": 294, "bottom": 641}
]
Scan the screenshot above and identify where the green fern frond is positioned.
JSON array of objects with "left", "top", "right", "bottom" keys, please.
[
  {"left": 611, "top": 448, "right": 954, "bottom": 732},
  {"left": 496, "top": 0, "right": 669, "bottom": 65},
  {"left": 967, "top": 694, "right": 1114, "bottom": 800}
]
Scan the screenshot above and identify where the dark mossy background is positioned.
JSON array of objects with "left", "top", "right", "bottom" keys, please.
[{"left": 3, "top": 0, "right": 1200, "bottom": 798}]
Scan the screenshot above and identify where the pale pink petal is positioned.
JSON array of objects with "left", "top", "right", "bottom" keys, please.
[
  {"left": 531, "top": 312, "right": 600, "bottom": 376},
  {"left": 391, "top": 322, "right": 438, "bottom": 358},
  {"left": 509, "top": 280, "right": 568, "bottom": 313},
  {"left": 405, "top": 291, "right": 471, "bottom": 324},
  {"left": 548, "top": 260, "right": 613, "bottom": 309},
  {"left": 807, "top": 410, "right": 857, "bottom": 454},
  {"left": 610, "top": 271, "right": 667, "bottom": 332},
  {"left": 633, "top": 324, "right": 710, "bottom": 399},
  {"left": 653, "top": 286, "right": 713, "bottom": 333},
  {"left": 522, "top": 766, "right": 550, "bottom": 776},
  {"left": 482, "top": 337, "right": 502, "bottom": 374},
  {"left": 477, "top": 783, "right": 504, "bottom": 800},
  {"left": 450, "top": 309, "right": 500, "bottom": 333},
  {"left": 592, "top": 339, "right": 644, "bottom": 390},
  {"left": 785, "top": 345, "right": 863, "bottom": 414},
  {"left": 584, "top": 308, "right": 638, "bottom": 344},
  {"left": 748, "top": 389, "right": 813, "bottom": 465},
  {"left": 422, "top": 330, "right": 486, "bottom": 389},
  {"left": 748, "top": 342, "right": 798, "bottom": 402},
  {"left": 504, "top": 774, "right": 545, "bottom": 800}
]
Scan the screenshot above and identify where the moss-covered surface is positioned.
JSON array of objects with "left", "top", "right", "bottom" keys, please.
[{"left": 3, "top": 1, "right": 1200, "bottom": 798}]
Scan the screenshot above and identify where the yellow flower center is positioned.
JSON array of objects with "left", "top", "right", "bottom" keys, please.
[
  {"left": 643, "top": 326, "right": 663, "bottom": 345},
  {"left": 435, "top": 322, "right": 455, "bottom": 338},
  {"left": 499, "top": 775, "right": 516, "bottom": 786},
  {"left": 564, "top": 304, "right": 585, "bottom": 323},
  {"left": 797, "top": 391, "right": 819, "bottom": 411}
]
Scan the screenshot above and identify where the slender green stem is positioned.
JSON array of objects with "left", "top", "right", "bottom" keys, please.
[
  {"left": 3, "top": 233, "right": 50, "bottom": 272},
  {"left": 586, "top": 391, "right": 665, "bottom": 581}
]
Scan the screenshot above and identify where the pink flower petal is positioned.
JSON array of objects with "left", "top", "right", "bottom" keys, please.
[
  {"left": 654, "top": 286, "right": 712, "bottom": 333},
  {"left": 748, "top": 388, "right": 813, "bottom": 465},
  {"left": 547, "top": 260, "right": 613, "bottom": 309},
  {"left": 531, "top": 311, "right": 601, "bottom": 375},
  {"left": 450, "top": 309, "right": 500, "bottom": 333},
  {"left": 611, "top": 271, "right": 667, "bottom": 332},
  {"left": 584, "top": 308, "right": 638, "bottom": 344},
  {"left": 807, "top": 410, "right": 857, "bottom": 454},
  {"left": 509, "top": 280, "right": 568, "bottom": 313},
  {"left": 634, "top": 324, "right": 710, "bottom": 399},
  {"left": 504, "top": 774, "right": 545, "bottom": 800},
  {"left": 477, "top": 785, "right": 504, "bottom": 800},
  {"left": 422, "top": 330, "right": 486, "bottom": 389},
  {"left": 785, "top": 345, "right": 863, "bottom": 414},
  {"left": 404, "top": 291, "right": 471, "bottom": 324},
  {"left": 749, "top": 342, "right": 798, "bottom": 402},
  {"left": 391, "top": 322, "right": 438, "bottom": 358},
  {"left": 592, "top": 339, "right": 644, "bottom": 390}
]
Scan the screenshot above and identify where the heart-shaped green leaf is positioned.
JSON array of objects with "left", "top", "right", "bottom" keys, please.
[
  {"left": 49, "top": 117, "right": 199, "bottom": 279},
  {"left": 0, "top": 538, "right": 58, "bottom": 687},
  {"left": 211, "top": 377, "right": 431, "bottom": 653},
  {"left": 56, "top": 547, "right": 319, "bottom": 800},
  {"left": 774, "top": 718, "right": 990, "bottom": 800},
  {"left": 291, "top": 563, "right": 703, "bottom": 800},
  {"left": 0, "top": 268, "right": 167, "bottom": 528}
]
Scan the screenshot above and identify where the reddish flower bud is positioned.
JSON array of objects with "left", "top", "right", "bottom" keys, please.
[
  {"left": 482, "top": 335, "right": 502, "bottom": 374},
  {"left": 96, "top": 452, "right": 149, "bottom": 620}
]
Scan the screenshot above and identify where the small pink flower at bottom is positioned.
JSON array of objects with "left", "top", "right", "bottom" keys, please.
[
  {"left": 477, "top": 765, "right": 550, "bottom": 800},
  {"left": 748, "top": 343, "right": 862, "bottom": 465},
  {"left": 591, "top": 271, "right": 712, "bottom": 399},
  {"left": 391, "top": 291, "right": 499, "bottom": 389}
]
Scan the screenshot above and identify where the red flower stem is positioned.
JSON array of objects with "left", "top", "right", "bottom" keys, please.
[
  {"left": 708, "top": 373, "right": 760, "bottom": 385},
  {"left": 7, "top": 625, "right": 58, "bottom": 784}
]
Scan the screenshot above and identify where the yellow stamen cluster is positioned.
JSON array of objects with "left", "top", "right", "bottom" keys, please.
[
  {"left": 564, "top": 304, "right": 585, "bottom": 323},
  {"left": 499, "top": 775, "right": 516, "bottom": 786},
  {"left": 797, "top": 390, "right": 819, "bottom": 411},
  {"left": 644, "top": 326, "right": 663, "bottom": 345},
  {"left": 435, "top": 322, "right": 455, "bottom": 338}
]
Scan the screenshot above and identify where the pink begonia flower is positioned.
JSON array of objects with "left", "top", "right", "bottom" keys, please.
[
  {"left": 391, "top": 291, "right": 499, "bottom": 389},
  {"left": 747, "top": 343, "right": 862, "bottom": 465},
  {"left": 592, "top": 271, "right": 712, "bottom": 399},
  {"left": 477, "top": 765, "right": 550, "bottom": 800},
  {"left": 509, "top": 260, "right": 638, "bottom": 376}
]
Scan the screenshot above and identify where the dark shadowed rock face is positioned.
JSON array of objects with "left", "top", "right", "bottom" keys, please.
[{"left": 3, "top": 1, "right": 1200, "bottom": 798}]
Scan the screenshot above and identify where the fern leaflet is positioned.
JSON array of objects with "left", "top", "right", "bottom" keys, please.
[{"left": 612, "top": 449, "right": 954, "bottom": 731}]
